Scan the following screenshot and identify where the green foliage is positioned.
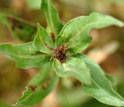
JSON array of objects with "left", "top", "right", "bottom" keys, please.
[
  {"left": 34, "top": 24, "right": 54, "bottom": 54},
  {"left": 105, "top": 73, "right": 117, "bottom": 86},
  {"left": 73, "top": 54, "right": 124, "bottom": 106},
  {"left": 0, "top": 42, "right": 50, "bottom": 69},
  {"left": 24, "top": 0, "right": 41, "bottom": 9},
  {"left": 41, "top": 0, "right": 63, "bottom": 38},
  {"left": 0, "top": 0, "right": 124, "bottom": 106},
  {"left": 15, "top": 63, "right": 59, "bottom": 106},
  {"left": 0, "top": 13, "right": 36, "bottom": 42},
  {"left": 53, "top": 57, "right": 91, "bottom": 85},
  {"left": 82, "top": 98, "right": 111, "bottom": 107},
  {"left": 56, "top": 13, "right": 123, "bottom": 53}
]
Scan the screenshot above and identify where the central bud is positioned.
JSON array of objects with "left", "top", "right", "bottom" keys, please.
[{"left": 54, "top": 45, "right": 66, "bottom": 63}]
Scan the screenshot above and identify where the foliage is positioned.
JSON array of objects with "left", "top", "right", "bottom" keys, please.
[
  {"left": 24, "top": 0, "right": 41, "bottom": 9},
  {"left": 0, "top": 0, "right": 124, "bottom": 106},
  {"left": 0, "top": 13, "right": 36, "bottom": 42}
]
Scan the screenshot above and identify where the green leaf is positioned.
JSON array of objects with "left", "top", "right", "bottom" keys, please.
[
  {"left": 82, "top": 98, "right": 110, "bottom": 107},
  {"left": 15, "top": 63, "right": 59, "bottom": 106},
  {"left": 34, "top": 24, "right": 54, "bottom": 54},
  {"left": 0, "top": 13, "right": 36, "bottom": 42},
  {"left": 24, "top": 0, "right": 41, "bottom": 9},
  {"left": 41, "top": 0, "right": 63, "bottom": 38},
  {"left": 53, "top": 57, "right": 91, "bottom": 85},
  {"left": 105, "top": 73, "right": 117, "bottom": 86},
  {"left": 0, "top": 42, "right": 50, "bottom": 69},
  {"left": 73, "top": 54, "right": 124, "bottom": 106},
  {"left": 56, "top": 12, "right": 124, "bottom": 53}
]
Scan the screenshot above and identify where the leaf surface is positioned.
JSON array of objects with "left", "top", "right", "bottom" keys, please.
[
  {"left": 56, "top": 12, "right": 124, "bottom": 53},
  {"left": 105, "top": 73, "right": 117, "bottom": 86},
  {"left": 0, "top": 42, "right": 50, "bottom": 69},
  {"left": 41, "top": 0, "right": 63, "bottom": 38},
  {"left": 25, "top": 0, "right": 41, "bottom": 9},
  {"left": 34, "top": 24, "right": 54, "bottom": 54},
  {"left": 73, "top": 54, "right": 124, "bottom": 106},
  {"left": 0, "top": 13, "right": 36, "bottom": 42},
  {"left": 53, "top": 57, "right": 91, "bottom": 85},
  {"left": 15, "top": 63, "right": 59, "bottom": 106}
]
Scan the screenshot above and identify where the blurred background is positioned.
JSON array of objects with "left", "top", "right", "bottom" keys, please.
[{"left": 0, "top": 0, "right": 124, "bottom": 107}]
